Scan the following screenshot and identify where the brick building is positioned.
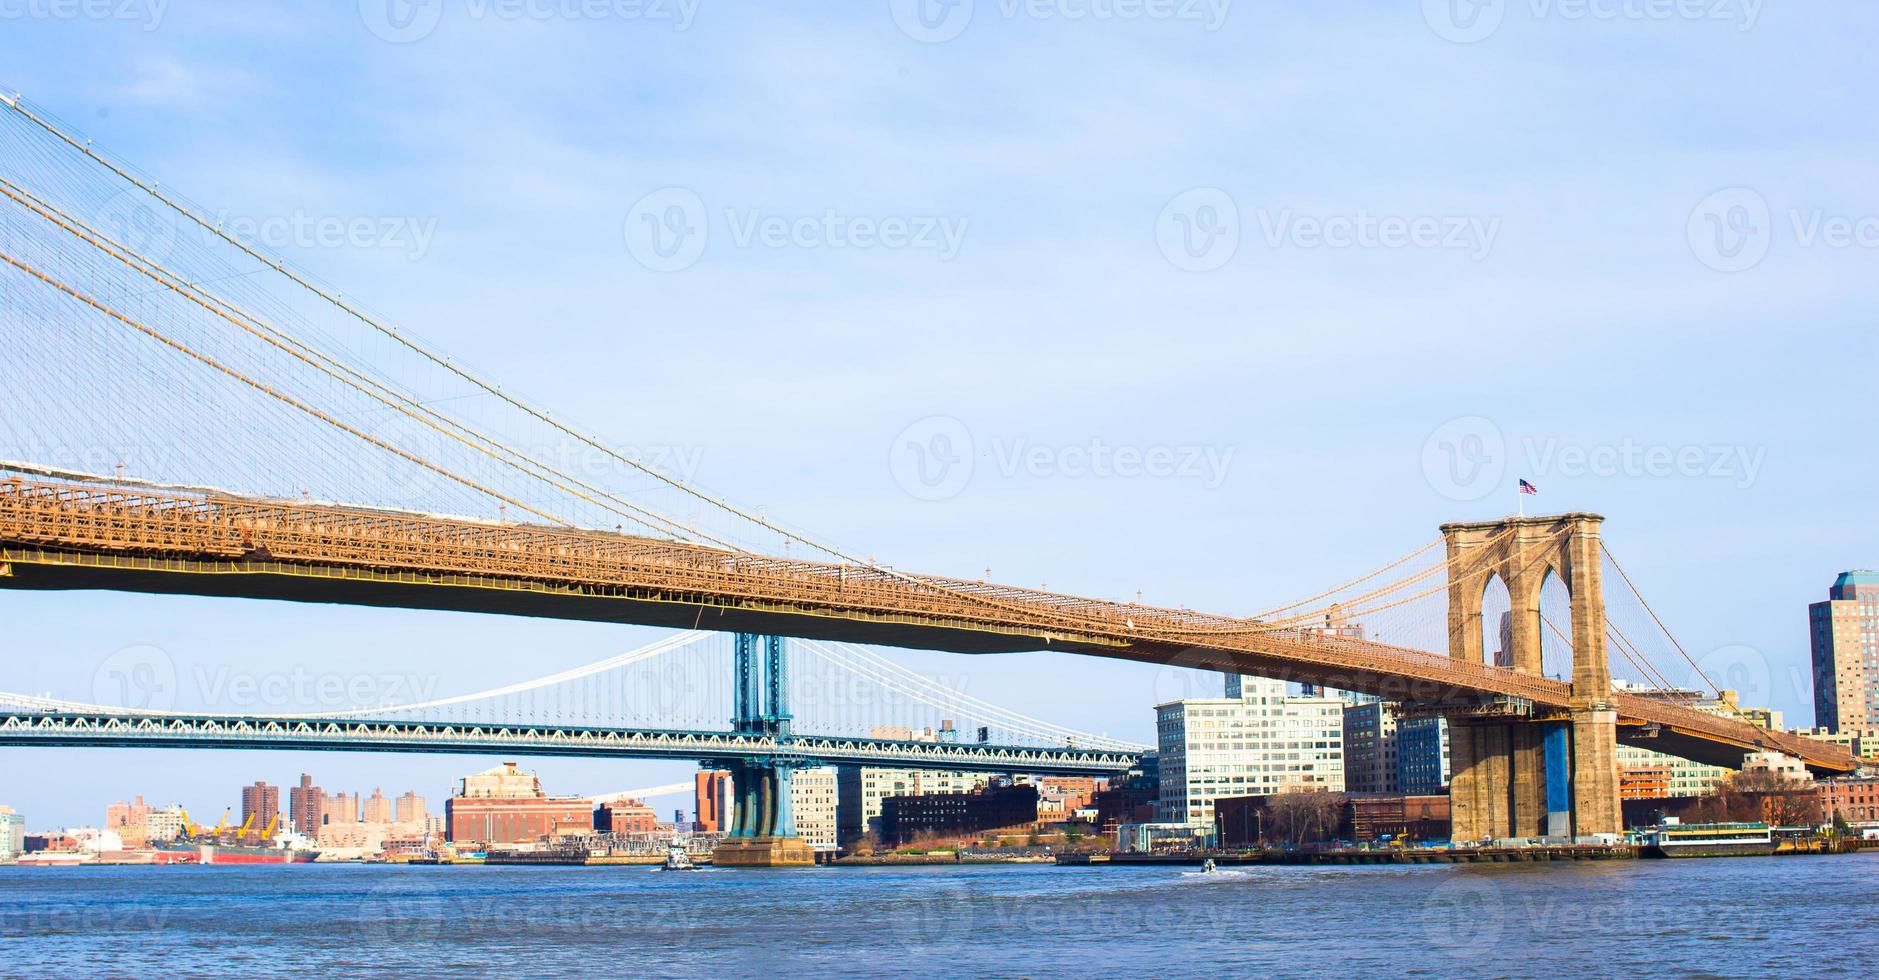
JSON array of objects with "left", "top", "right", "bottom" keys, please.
[
  {"left": 595, "top": 800, "right": 659, "bottom": 835},
  {"left": 445, "top": 763, "right": 594, "bottom": 845},
  {"left": 877, "top": 782, "right": 1039, "bottom": 846}
]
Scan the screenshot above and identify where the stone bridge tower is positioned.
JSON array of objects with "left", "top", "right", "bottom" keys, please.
[{"left": 1441, "top": 513, "right": 1622, "bottom": 842}]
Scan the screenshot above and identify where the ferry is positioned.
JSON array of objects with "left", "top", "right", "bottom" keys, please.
[{"left": 1642, "top": 820, "right": 1775, "bottom": 859}]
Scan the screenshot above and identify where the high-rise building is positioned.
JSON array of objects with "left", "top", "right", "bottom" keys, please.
[
  {"left": 1396, "top": 715, "right": 1451, "bottom": 795},
  {"left": 0, "top": 805, "right": 23, "bottom": 860},
  {"left": 324, "top": 791, "right": 359, "bottom": 825},
  {"left": 289, "top": 774, "right": 324, "bottom": 833},
  {"left": 1812, "top": 571, "right": 1879, "bottom": 732},
  {"left": 145, "top": 805, "right": 187, "bottom": 842},
  {"left": 104, "top": 795, "right": 153, "bottom": 831},
  {"left": 1343, "top": 702, "right": 1400, "bottom": 794},
  {"left": 694, "top": 770, "right": 732, "bottom": 833},
  {"left": 395, "top": 791, "right": 428, "bottom": 825},
  {"left": 361, "top": 788, "right": 394, "bottom": 824},
  {"left": 240, "top": 781, "right": 280, "bottom": 837},
  {"left": 791, "top": 768, "right": 839, "bottom": 850},
  {"left": 1155, "top": 675, "right": 1345, "bottom": 827}
]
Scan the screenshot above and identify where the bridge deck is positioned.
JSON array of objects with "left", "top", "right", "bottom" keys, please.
[
  {"left": 0, "top": 477, "right": 1855, "bottom": 774},
  {"left": 0, "top": 712, "right": 1139, "bottom": 774}
]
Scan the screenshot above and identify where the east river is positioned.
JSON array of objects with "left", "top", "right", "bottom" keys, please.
[{"left": 2, "top": 855, "right": 1874, "bottom": 976}]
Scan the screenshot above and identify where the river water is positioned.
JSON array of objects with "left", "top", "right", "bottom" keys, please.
[{"left": 2, "top": 854, "right": 1873, "bottom": 976}]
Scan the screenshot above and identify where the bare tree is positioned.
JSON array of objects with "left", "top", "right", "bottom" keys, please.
[{"left": 1263, "top": 789, "right": 1347, "bottom": 845}]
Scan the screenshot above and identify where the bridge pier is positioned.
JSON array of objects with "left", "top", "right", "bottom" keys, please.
[
  {"left": 712, "top": 633, "right": 815, "bottom": 868},
  {"left": 1441, "top": 514, "right": 1622, "bottom": 842}
]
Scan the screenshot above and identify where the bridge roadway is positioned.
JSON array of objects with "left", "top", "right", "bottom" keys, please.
[
  {"left": 0, "top": 710, "right": 1139, "bottom": 774},
  {"left": 0, "top": 477, "right": 1855, "bottom": 774}
]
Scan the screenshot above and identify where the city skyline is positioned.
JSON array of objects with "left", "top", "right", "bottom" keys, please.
[{"left": 3, "top": 0, "right": 1874, "bottom": 822}]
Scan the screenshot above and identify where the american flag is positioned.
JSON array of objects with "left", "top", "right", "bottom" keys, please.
[{"left": 1519, "top": 479, "right": 1539, "bottom": 495}]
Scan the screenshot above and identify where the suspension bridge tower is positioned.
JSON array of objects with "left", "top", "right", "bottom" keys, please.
[
  {"left": 1441, "top": 513, "right": 1623, "bottom": 842},
  {"left": 711, "top": 633, "right": 817, "bottom": 868}
]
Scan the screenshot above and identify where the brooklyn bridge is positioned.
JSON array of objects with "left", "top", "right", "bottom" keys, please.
[{"left": 0, "top": 93, "right": 1855, "bottom": 864}]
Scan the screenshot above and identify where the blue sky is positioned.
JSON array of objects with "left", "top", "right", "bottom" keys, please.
[{"left": 2, "top": 1, "right": 1875, "bottom": 826}]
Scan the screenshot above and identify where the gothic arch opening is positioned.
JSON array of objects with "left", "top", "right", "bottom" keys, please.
[
  {"left": 1539, "top": 568, "right": 1575, "bottom": 682},
  {"left": 1480, "top": 572, "right": 1512, "bottom": 668}
]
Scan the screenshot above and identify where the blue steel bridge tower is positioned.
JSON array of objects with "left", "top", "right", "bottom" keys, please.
[{"left": 712, "top": 633, "right": 817, "bottom": 866}]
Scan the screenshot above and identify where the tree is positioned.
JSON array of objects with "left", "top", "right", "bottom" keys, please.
[{"left": 1263, "top": 789, "right": 1346, "bottom": 845}]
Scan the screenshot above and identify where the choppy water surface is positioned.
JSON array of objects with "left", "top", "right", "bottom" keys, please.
[{"left": 2, "top": 855, "right": 1874, "bottom": 976}]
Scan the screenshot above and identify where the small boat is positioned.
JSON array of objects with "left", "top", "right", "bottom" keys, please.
[
  {"left": 662, "top": 839, "right": 698, "bottom": 871},
  {"left": 1200, "top": 858, "right": 1217, "bottom": 874}
]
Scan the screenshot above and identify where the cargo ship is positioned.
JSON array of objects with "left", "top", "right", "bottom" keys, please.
[{"left": 152, "top": 832, "right": 320, "bottom": 865}]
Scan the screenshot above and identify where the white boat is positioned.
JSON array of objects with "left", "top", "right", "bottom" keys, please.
[{"left": 662, "top": 839, "right": 697, "bottom": 871}]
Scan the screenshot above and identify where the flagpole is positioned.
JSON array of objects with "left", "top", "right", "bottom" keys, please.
[{"left": 1517, "top": 479, "right": 1524, "bottom": 518}]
